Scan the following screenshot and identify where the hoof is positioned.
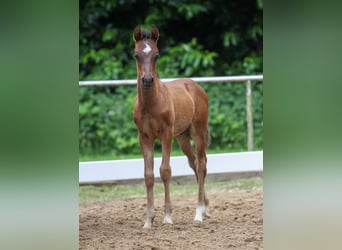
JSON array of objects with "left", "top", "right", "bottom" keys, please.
[
  {"left": 163, "top": 214, "right": 173, "bottom": 224},
  {"left": 194, "top": 205, "right": 209, "bottom": 222},
  {"left": 143, "top": 217, "right": 154, "bottom": 229},
  {"left": 143, "top": 222, "right": 152, "bottom": 229},
  {"left": 194, "top": 217, "right": 203, "bottom": 223},
  {"left": 143, "top": 210, "right": 155, "bottom": 229},
  {"left": 194, "top": 214, "right": 203, "bottom": 223},
  {"left": 193, "top": 220, "right": 202, "bottom": 227}
]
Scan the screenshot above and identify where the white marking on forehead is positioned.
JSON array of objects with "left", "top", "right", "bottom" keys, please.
[{"left": 143, "top": 42, "right": 152, "bottom": 54}]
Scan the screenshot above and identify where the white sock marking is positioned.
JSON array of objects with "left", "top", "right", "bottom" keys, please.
[
  {"left": 194, "top": 205, "right": 206, "bottom": 222},
  {"left": 163, "top": 214, "right": 173, "bottom": 224}
]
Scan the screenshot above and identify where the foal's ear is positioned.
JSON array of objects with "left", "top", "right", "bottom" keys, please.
[
  {"left": 133, "top": 26, "right": 142, "bottom": 42},
  {"left": 151, "top": 26, "right": 159, "bottom": 43}
]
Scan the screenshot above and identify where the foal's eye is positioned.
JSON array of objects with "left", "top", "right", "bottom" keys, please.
[
  {"left": 155, "top": 54, "right": 160, "bottom": 60},
  {"left": 134, "top": 53, "right": 139, "bottom": 60}
]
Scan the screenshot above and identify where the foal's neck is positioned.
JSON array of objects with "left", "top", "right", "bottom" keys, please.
[{"left": 137, "top": 78, "right": 164, "bottom": 105}]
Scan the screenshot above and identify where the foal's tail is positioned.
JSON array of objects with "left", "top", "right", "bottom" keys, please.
[{"left": 206, "top": 129, "right": 211, "bottom": 149}]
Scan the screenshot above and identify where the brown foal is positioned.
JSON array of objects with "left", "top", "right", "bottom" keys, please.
[{"left": 133, "top": 26, "right": 210, "bottom": 228}]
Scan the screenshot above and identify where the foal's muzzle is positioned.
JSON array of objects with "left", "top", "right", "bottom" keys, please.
[{"left": 141, "top": 75, "right": 154, "bottom": 88}]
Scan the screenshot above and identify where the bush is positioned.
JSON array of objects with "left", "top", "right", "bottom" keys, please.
[{"left": 79, "top": 86, "right": 139, "bottom": 155}]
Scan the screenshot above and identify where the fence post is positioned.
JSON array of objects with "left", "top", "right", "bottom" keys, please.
[{"left": 246, "top": 80, "right": 254, "bottom": 151}]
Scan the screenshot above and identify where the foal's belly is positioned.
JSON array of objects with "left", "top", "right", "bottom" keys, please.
[{"left": 172, "top": 106, "right": 193, "bottom": 136}]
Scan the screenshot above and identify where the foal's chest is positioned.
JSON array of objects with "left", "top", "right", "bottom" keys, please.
[{"left": 136, "top": 109, "right": 173, "bottom": 139}]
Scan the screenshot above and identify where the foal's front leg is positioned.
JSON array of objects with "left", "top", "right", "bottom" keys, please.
[
  {"left": 160, "top": 131, "right": 173, "bottom": 225},
  {"left": 139, "top": 134, "right": 155, "bottom": 228}
]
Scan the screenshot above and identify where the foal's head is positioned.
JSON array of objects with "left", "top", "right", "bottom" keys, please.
[{"left": 133, "top": 26, "right": 160, "bottom": 89}]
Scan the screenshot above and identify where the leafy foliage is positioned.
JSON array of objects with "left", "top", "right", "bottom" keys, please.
[
  {"left": 79, "top": 0, "right": 263, "bottom": 156},
  {"left": 79, "top": 86, "right": 138, "bottom": 155}
]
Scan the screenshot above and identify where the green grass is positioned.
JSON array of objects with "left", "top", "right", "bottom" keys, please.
[{"left": 79, "top": 177, "right": 263, "bottom": 202}]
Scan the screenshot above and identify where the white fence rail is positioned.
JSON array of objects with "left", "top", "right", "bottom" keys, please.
[
  {"left": 79, "top": 151, "right": 263, "bottom": 184},
  {"left": 79, "top": 75, "right": 263, "bottom": 151},
  {"left": 79, "top": 75, "right": 263, "bottom": 87}
]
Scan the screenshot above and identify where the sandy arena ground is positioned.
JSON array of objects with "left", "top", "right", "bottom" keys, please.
[{"left": 80, "top": 188, "right": 263, "bottom": 249}]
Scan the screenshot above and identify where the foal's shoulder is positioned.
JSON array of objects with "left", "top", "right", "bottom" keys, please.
[
  {"left": 164, "top": 78, "right": 198, "bottom": 87},
  {"left": 165, "top": 78, "right": 206, "bottom": 98}
]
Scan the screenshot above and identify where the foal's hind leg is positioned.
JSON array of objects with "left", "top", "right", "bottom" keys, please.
[
  {"left": 176, "top": 134, "right": 210, "bottom": 220},
  {"left": 176, "top": 133, "right": 197, "bottom": 177},
  {"left": 191, "top": 132, "right": 210, "bottom": 222}
]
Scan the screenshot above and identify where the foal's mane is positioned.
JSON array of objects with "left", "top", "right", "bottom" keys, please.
[
  {"left": 134, "top": 26, "right": 159, "bottom": 43},
  {"left": 140, "top": 30, "right": 152, "bottom": 40}
]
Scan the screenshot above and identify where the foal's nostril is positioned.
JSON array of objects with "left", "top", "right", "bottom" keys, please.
[{"left": 141, "top": 75, "right": 154, "bottom": 87}]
